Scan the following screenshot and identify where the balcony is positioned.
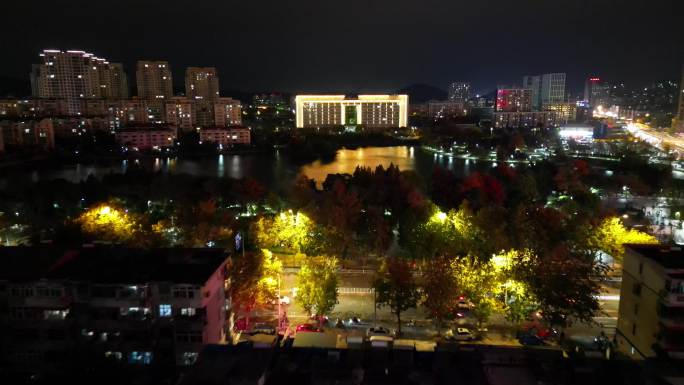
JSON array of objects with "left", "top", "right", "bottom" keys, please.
[
  {"left": 662, "top": 292, "right": 684, "bottom": 307},
  {"left": 659, "top": 317, "right": 684, "bottom": 331}
]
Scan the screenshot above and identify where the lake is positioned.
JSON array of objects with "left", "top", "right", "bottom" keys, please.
[{"left": 0, "top": 146, "right": 493, "bottom": 190}]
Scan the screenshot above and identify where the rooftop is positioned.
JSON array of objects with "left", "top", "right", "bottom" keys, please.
[
  {"left": 0, "top": 246, "right": 228, "bottom": 284},
  {"left": 626, "top": 244, "right": 684, "bottom": 269}
]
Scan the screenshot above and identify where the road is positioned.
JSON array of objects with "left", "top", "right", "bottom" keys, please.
[
  {"left": 269, "top": 268, "right": 621, "bottom": 347},
  {"left": 626, "top": 122, "right": 684, "bottom": 157}
]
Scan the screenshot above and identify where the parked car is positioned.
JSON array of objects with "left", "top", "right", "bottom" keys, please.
[
  {"left": 444, "top": 328, "right": 475, "bottom": 341},
  {"left": 250, "top": 323, "right": 276, "bottom": 335},
  {"left": 345, "top": 316, "right": 370, "bottom": 328},
  {"left": 520, "top": 321, "right": 557, "bottom": 340},
  {"left": 457, "top": 297, "right": 474, "bottom": 310},
  {"left": 310, "top": 315, "right": 329, "bottom": 325},
  {"left": 367, "top": 326, "right": 391, "bottom": 337},
  {"left": 296, "top": 323, "right": 323, "bottom": 333},
  {"left": 517, "top": 332, "right": 545, "bottom": 346},
  {"left": 369, "top": 335, "right": 394, "bottom": 345}
]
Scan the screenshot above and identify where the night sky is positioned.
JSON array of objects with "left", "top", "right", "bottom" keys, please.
[{"left": 2, "top": 0, "right": 682, "bottom": 95}]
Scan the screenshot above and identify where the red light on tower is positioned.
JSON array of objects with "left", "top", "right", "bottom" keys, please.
[{"left": 589, "top": 77, "right": 600, "bottom": 82}]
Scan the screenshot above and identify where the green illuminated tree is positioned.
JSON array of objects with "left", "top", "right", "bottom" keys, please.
[
  {"left": 75, "top": 202, "right": 140, "bottom": 243},
  {"left": 253, "top": 210, "right": 317, "bottom": 253},
  {"left": 226, "top": 249, "right": 283, "bottom": 340},
  {"left": 373, "top": 257, "right": 420, "bottom": 335},
  {"left": 296, "top": 256, "right": 339, "bottom": 318},
  {"left": 454, "top": 256, "right": 499, "bottom": 328},
  {"left": 591, "top": 216, "right": 658, "bottom": 262},
  {"left": 491, "top": 250, "right": 538, "bottom": 326}
]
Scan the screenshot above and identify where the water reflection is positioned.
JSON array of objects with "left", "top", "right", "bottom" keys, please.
[
  {"left": 218, "top": 155, "right": 225, "bottom": 178},
  {"left": 229, "top": 155, "right": 241, "bottom": 179},
  {"left": 299, "top": 147, "right": 419, "bottom": 186},
  {"left": 2, "top": 146, "right": 490, "bottom": 190}
]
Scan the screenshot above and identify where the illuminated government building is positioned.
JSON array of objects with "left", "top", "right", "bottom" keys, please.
[{"left": 295, "top": 95, "right": 408, "bottom": 129}]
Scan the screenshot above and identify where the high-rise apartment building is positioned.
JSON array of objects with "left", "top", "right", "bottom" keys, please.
[
  {"left": 295, "top": 95, "right": 408, "bottom": 129},
  {"left": 448, "top": 82, "right": 470, "bottom": 102},
  {"left": 616, "top": 245, "right": 684, "bottom": 360},
  {"left": 493, "top": 111, "right": 559, "bottom": 128},
  {"left": 185, "top": 67, "right": 219, "bottom": 100},
  {"left": 98, "top": 63, "right": 129, "bottom": 99},
  {"left": 522, "top": 76, "right": 542, "bottom": 110},
  {"left": 584, "top": 77, "right": 611, "bottom": 108},
  {"left": 541, "top": 73, "right": 566, "bottom": 106},
  {"left": 523, "top": 73, "right": 566, "bottom": 110},
  {"left": 214, "top": 98, "right": 242, "bottom": 127},
  {"left": 136, "top": 61, "right": 173, "bottom": 99},
  {"left": 165, "top": 97, "right": 194, "bottom": 132},
  {"left": 495, "top": 87, "right": 532, "bottom": 112},
  {"left": 30, "top": 50, "right": 128, "bottom": 115}
]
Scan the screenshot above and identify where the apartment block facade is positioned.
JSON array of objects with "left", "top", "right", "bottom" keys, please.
[
  {"left": 448, "top": 82, "right": 470, "bottom": 102},
  {"left": 136, "top": 61, "right": 173, "bottom": 100},
  {"left": 30, "top": 50, "right": 128, "bottom": 115},
  {"left": 0, "top": 118, "right": 55, "bottom": 150},
  {"left": 115, "top": 126, "right": 177, "bottom": 150},
  {"left": 0, "top": 247, "right": 230, "bottom": 373},
  {"left": 616, "top": 245, "right": 684, "bottom": 360},
  {"left": 198, "top": 126, "right": 250, "bottom": 146},
  {"left": 523, "top": 73, "right": 566, "bottom": 110},
  {"left": 185, "top": 67, "right": 219, "bottom": 100},
  {"left": 492, "top": 111, "right": 559, "bottom": 128},
  {"left": 495, "top": 87, "right": 532, "bottom": 112}
]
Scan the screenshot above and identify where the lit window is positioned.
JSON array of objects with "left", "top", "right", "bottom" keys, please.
[
  {"left": 105, "top": 351, "right": 122, "bottom": 360},
  {"left": 181, "top": 307, "right": 196, "bottom": 316},
  {"left": 129, "top": 351, "right": 152, "bottom": 364},
  {"left": 44, "top": 309, "right": 69, "bottom": 320},
  {"left": 159, "top": 304, "right": 172, "bottom": 317},
  {"left": 183, "top": 352, "right": 198, "bottom": 365}
]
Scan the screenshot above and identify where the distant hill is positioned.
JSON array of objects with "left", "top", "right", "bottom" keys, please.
[
  {"left": 396, "top": 84, "right": 447, "bottom": 103},
  {"left": 0, "top": 77, "right": 31, "bottom": 98}
]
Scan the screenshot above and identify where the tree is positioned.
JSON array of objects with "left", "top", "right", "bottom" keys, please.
[
  {"left": 296, "top": 256, "right": 339, "bottom": 319},
  {"left": 75, "top": 202, "right": 140, "bottom": 243},
  {"left": 403, "top": 203, "right": 481, "bottom": 259},
  {"left": 226, "top": 249, "right": 282, "bottom": 340},
  {"left": 591, "top": 217, "right": 658, "bottom": 263},
  {"left": 373, "top": 257, "right": 420, "bottom": 335},
  {"left": 421, "top": 255, "right": 460, "bottom": 333},
  {"left": 491, "top": 250, "right": 538, "bottom": 327},
  {"left": 252, "top": 210, "right": 316, "bottom": 253},
  {"left": 523, "top": 247, "right": 606, "bottom": 328},
  {"left": 176, "top": 199, "right": 235, "bottom": 247},
  {"left": 321, "top": 179, "right": 362, "bottom": 257},
  {"left": 454, "top": 257, "right": 499, "bottom": 328}
]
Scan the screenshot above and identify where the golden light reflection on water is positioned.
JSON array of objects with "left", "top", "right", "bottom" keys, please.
[{"left": 299, "top": 146, "right": 416, "bottom": 186}]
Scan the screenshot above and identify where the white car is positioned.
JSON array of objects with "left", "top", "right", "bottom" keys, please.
[{"left": 445, "top": 328, "right": 475, "bottom": 341}]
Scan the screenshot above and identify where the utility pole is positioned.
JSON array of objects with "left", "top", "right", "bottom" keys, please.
[
  {"left": 373, "top": 288, "right": 377, "bottom": 327},
  {"left": 277, "top": 273, "right": 282, "bottom": 331}
]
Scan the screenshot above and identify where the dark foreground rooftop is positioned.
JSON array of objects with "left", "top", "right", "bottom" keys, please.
[
  {"left": 0, "top": 245, "right": 228, "bottom": 283},
  {"left": 179, "top": 340, "right": 683, "bottom": 385}
]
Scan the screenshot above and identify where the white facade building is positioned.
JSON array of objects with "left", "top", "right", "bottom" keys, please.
[{"left": 295, "top": 95, "right": 408, "bottom": 129}]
